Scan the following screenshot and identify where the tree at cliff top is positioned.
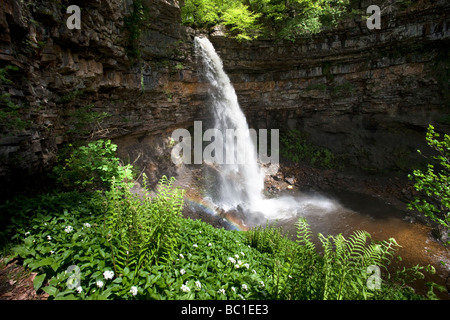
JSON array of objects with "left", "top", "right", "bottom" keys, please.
[{"left": 181, "top": 0, "right": 352, "bottom": 40}]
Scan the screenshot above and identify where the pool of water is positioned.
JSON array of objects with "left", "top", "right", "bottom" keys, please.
[{"left": 178, "top": 165, "right": 449, "bottom": 299}]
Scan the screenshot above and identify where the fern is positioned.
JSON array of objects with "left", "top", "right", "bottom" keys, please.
[
  {"left": 315, "top": 229, "right": 402, "bottom": 300},
  {"left": 295, "top": 218, "right": 315, "bottom": 253},
  {"left": 242, "top": 217, "right": 429, "bottom": 299},
  {"left": 105, "top": 175, "right": 185, "bottom": 275}
]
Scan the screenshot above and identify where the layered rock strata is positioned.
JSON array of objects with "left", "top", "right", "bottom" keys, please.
[{"left": 0, "top": 0, "right": 449, "bottom": 196}]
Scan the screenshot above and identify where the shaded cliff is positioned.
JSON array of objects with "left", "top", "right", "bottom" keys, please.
[
  {"left": 211, "top": 1, "right": 450, "bottom": 172},
  {"left": 0, "top": 0, "right": 449, "bottom": 197},
  {"left": 0, "top": 0, "right": 207, "bottom": 195}
]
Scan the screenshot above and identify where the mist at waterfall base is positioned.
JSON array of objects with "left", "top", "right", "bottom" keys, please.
[
  {"left": 179, "top": 37, "right": 450, "bottom": 299},
  {"left": 194, "top": 36, "right": 338, "bottom": 228}
]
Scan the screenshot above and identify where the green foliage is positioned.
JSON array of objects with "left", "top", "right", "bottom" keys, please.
[
  {"left": 2, "top": 189, "right": 436, "bottom": 300},
  {"left": 317, "top": 230, "right": 395, "bottom": 299},
  {"left": 52, "top": 140, "right": 134, "bottom": 191},
  {"left": 280, "top": 129, "right": 336, "bottom": 168},
  {"left": 245, "top": 218, "right": 434, "bottom": 300},
  {"left": 105, "top": 175, "right": 185, "bottom": 275},
  {"left": 181, "top": 0, "right": 220, "bottom": 27},
  {"left": 221, "top": 4, "right": 262, "bottom": 41},
  {"left": 181, "top": 0, "right": 352, "bottom": 41},
  {"left": 408, "top": 125, "right": 450, "bottom": 231},
  {"left": 245, "top": 222, "right": 286, "bottom": 254},
  {"left": 175, "top": 62, "right": 184, "bottom": 70},
  {"left": 2, "top": 191, "right": 116, "bottom": 300}
]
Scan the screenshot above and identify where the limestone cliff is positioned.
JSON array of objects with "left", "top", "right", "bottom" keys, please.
[
  {"left": 0, "top": 0, "right": 449, "bottom": 196},
  {"left": 0, "top": 0, "right": 205, "bottom": 195},
  {"left": 211, "top": 0, "right": 450, "bottom": 172}
]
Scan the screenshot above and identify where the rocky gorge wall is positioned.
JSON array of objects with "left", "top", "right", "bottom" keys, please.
[
  {"left": 210, "top": 0, "right": 450, "bottom": 173},
  {"left": 0, "top": 0, "right": 206, "bottom": 196},
  {"left": 0, "top": 0, "right": 449, "bottom": 197}
]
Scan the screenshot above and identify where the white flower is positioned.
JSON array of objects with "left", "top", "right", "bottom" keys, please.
[
  {"left": 243, "top": 263, "right": 250, "bottom": 269},
  {"left": 180, "top": 269, "right": 186, "bottom": 275},
  {"left": 242, "top": 284, "right": 248, "bottom": 291},
  {"left": 259, "top": 281, "right": 265, "bottom": 288},
  {"left": 235, "top": 254, "right": 239, "bottom": 259},
  {"left": 47, "top": 235, "right": 52, "bottom": 240},
  {"left": 228, "top": 257, "right": 236, "bottom": 264},
  {"left": 234, "top": 264, "right": 240, "bottom": 269},
  {"left": 193, "top": 244, "right": 198, "bottom": 248},
  {"left": 181, "top": 284, "right": 190, "bottom": 292},
  {"left": 231, "top": 287, "right": 236, "bottom": 292},
  {"left": 64, "top": 226, "right": 73, "bottom": 233},
  {"left": 83, "top": 223, "right": 91, "bottom": 228},
  {"left": 76, "top": 286, "right": 83, "bottom": 294},
  {"left": 179, "top": 254, "right": 184, "bottom": 259},
  {"left": 217, "top": 288, "right": 226, "bottom": 295},
  {"left": 130, "top": 286, "right": 138, "bottom": 296},
  {"left": 238, "top": 294, "right": 245, "bottom": 300},
  {"left": 25, "top": 232, "right": 30, "bottom": 236},
  {"left": 208, "top": 243, "right": 212, "bottom": 247},
  {"left": 50, "top": 250, "right": 55, "bottom": 254},
  {"left": 288, "top": 275, "right": 292, "bottom": 279},
  {"left": 240, "top": 252, "right": 245, "bottom": 257},
  {"left": 96, "top": 280, "right": 104, "bottom": 288},
  {"left": 195, "top": 281, "right": 202, "bottom": 290},
  {"left": 252, "top": 269, "right": 257, "bottom": 274},
  {"left": 103, "top": 270, "right": 114, "bottom": 280}
]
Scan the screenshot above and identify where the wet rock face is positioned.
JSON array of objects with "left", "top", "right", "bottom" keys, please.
[{"left": 0, "top": 0, "right": 449, "bottom": 196}]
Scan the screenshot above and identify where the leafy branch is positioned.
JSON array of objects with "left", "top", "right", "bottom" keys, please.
[{"left": 408, "top": 124, "right": 450, "bottom": 231}]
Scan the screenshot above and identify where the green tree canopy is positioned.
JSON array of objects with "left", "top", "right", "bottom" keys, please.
[{"left": 181, "top": 0, "right": 352, "bottom": 40}]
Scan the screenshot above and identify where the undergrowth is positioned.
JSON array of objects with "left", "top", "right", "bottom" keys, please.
[
  {"left": 0, "top": 139, "right": 441, "bottom": 300},
  {"left": 0, "top": 191, "right": 439, "bottom": 300}
]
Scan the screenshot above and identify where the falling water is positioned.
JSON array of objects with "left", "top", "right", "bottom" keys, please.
[
  {"left": 194, "top": 36, "right": 337, "bottom": 223},
  {"left": 194, "top": 36, "right": 265, "bottom": 212},
  {"left": 192, "top": 36, "right": 449, "bottom": 296}
]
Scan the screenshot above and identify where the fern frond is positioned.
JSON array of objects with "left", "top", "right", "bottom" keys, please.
[{"left": 295, "top": 217, "right": 315, "bottom": 253}]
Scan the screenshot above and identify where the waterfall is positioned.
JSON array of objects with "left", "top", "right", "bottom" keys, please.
[
  {"left": 194, "top": 36, "right": 337, "bottom": 223},
  {"left": 194, "top": 36, "right": 265, "bottom": 213}
]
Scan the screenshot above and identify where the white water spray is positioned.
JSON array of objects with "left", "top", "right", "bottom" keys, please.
[
  {"left": 195, "top": 36, "right": 337, "bottom": 222},
  {"left": 195, "top": 36, "right": 265, "bottom": 212}
]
